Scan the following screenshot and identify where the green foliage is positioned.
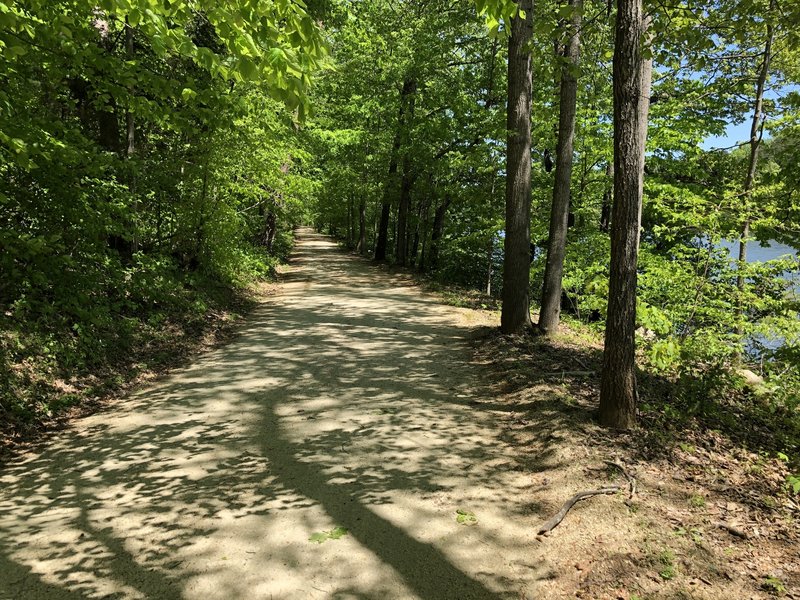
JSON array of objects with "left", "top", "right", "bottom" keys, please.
[
  {"left": 308, "top": 526, "right": 349, "bottom": 543},
  {"left": 455, "top": 509, "right": 478, "bottom": 525},
  {"left": 657, "top": 549, "right": 677, "bottom": 581},
  {"left": 762, "top": 575, "right": 787, "bottom": 596},
  {"left": 0, "top": 0, "right": 326, "bottom": 430}
]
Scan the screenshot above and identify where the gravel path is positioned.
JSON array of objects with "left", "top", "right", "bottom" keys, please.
[{"left": 0, "top": 229, "right": 547, "bottom": 599}]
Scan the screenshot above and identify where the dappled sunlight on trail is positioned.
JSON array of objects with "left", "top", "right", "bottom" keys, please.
[{"left": 0, "top": 229, "right": 551, "bottom": 599}]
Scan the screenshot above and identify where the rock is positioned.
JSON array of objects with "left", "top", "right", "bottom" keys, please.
[{"left": 736, "top": 368, "right": 764, "bottom": 387}]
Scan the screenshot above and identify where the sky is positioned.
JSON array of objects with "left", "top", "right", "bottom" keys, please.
[{"left": 700, "top": 120, "right": 753, "bottom": 151}]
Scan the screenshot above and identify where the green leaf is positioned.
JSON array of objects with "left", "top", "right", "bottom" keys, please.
[
  {"left": 455, "top": 509, "right": 477, "bottom": 525},
  {"left": 308, "top": 526, "right": 349, "bottom": 543},
  {"left": 239, "top": 56, "right": 258, "bottom": 80}
]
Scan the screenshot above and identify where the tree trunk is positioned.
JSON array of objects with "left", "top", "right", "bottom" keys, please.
[
  {"left": 357, "top": 200, "right": 367, "bottom": 254},
  {"left": 125, "top": 18, "right": 139, "bottom": 254},
  {"left": 737, "top": 10, "right": 774, "bottom": 337},
  {"left": 395, "top": 78, "right": 417, "bottom": 266},
  {"left": 374, "top": 130, "right": 398, "bottom": 261},
  {"left": 538, "top": 0, "right": 582, "bottom": 336},
  {"left": 265, "top": 211, "right": 277, "bottom": 253},
  {"left": 376, "top": 78, "right": 416, "bottom": 262},
  {"left": 418, "top": 195, "right": 432, "bottom": 271},
  {"left": 500, "top": 0, "right": 534, "bottom": 334},
  {"left": 347, "top": 195, "right": 355, "bottom": 248},
  {"left": 598, "top": 0, "right": 653, "bottom": 429},
  {"left": 600, "top": 161, "right": 613, "bottom": 232},
  {"left": 429, "top": 194, "right": 451, "bottom": 271}
]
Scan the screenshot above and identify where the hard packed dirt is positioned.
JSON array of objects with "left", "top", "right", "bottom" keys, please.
[{"left": 1, "top": 229, "right": 797, "bottom": 599}]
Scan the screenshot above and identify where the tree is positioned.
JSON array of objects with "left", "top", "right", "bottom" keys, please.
[
  {"left": 501, "top": 0, "right": 534, "bottom": 334},
  {"left": 598, "top": 0, "right": 653, "bottom": 428},
  {"left": 736, "top": 0, "right": 776, "bottom": 336},
  {"left": 538, "top": 0, "right": 583, "bottom": 336}
]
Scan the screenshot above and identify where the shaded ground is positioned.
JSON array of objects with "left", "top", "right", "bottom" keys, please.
[
  {"left": 472, "top": 330, "right": 800, "bottom": 599},
  {"left": 1, "top": 229, "right": 797, "bottom": 599},
  {"left": 1, "top": 230, "right": 544, "bottom": 599}
]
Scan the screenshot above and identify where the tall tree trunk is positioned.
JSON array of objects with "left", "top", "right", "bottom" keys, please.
[
  {"left": 600, "top": 161, "right": 613, "bottom": 232},
  {"left": 410, "top": 195, "right": 426, "bottom": 267},
  {"left": 418, "top": 195, "right": 432, "bottom": 271},
  {"left": 500, "top": 0, "right": 534, "bottom": 334},
  {"left": 737, "top": 10, "right": 774, "bottom": 337},
  {"left": 599, "top": 0, "right": 653, "bottom": 429},
  {"left": 374, "top": 134, "right": 398, "bottom": 261},
  {"left": 395, "top": 78, "right": 417, "bottom": 266},
  {"left": 125, "top": 18, "right": 139, "bottom": 254},
  {"left": 538, "top": 0, "right": 582, "bottom": 336},
  {"left": 429, "top": 194, "right": 451, "bottom": 271},
  {"left": 376, "top": 78, "right": 416, "bottom": 262},
  {"left": 347, "top": 195, "right": 355, "bottom": 248},
  {"left": 357, "top": 200, "right": 367, "bottom": 254},
  {"left": 486, "top": 236, "right": 495, "bottom": 295},
  {"left": 265, "top": 211, "right": 277, "bottom": 252}
]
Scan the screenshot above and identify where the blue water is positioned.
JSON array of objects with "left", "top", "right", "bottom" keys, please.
[
  {"left": 718, "top": 239, "right": 797, "bottom": 263},
  {"left": 715, "top": 239, "right": 799, "bottom": 352},
  {"left": 717, "top": 239, "right": 799, "bottom": 294}
]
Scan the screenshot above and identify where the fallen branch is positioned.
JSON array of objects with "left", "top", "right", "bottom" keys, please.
[{"left": 537, "top": 486, "right": 621, "bottom": 535}]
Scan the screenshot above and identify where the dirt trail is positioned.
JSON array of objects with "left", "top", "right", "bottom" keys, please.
[{"left": 1, "top": 229, "right": 560, "bottom": 599}]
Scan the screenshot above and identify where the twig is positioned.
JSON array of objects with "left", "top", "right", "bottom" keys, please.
[
  {"left": 604, "top": 460, "right": 637, "bottom": 500},
  {"left": 572, "top": 355, "right": 590, "bottom": 370},
  {"left": 537, "top": 486, "right": 622, "bottom": 535},
  {"left": 715, "top": 521, "right": 750, "bottom": 539},
  {"left": 543, "top": 370, "right": 595, "bottom": 378}
]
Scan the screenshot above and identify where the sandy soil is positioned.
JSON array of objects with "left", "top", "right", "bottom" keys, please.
[
  {"left": 3, "top": 229, "right": 796, "bottom": 600},
  {"left": 0, "top": 230, "right": 550, "bottom": 599}
]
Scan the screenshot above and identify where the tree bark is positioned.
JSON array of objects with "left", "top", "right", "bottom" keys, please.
[
  {"left": 598, "top": 0, "right": 653, "bottom": 429},
  {"left": 428, "top": 194, "right": 451, "bottom": 271},
  {"left": 125, "top": 18, "right": 138, "bottom": 254},
  {"left": 600, "top": 161, "right": 613, "bottom": 232},
  {"left": 538, "top": 0, "right": 582, "bottom": 336},
  {"left": 357, "top": 200, "right": 367, "bottom": 254},
  {"left": 501, "top": 0, "right": 534, "bottom": 334},
  {"left": 375, "top": 77, "right": 415, "bottom": 262},
  {"left": 395, "top": 78, "right": 417, "bottom": 266},
  {"left": 374, "top": 132, "right": 398, "bottom": 261}
]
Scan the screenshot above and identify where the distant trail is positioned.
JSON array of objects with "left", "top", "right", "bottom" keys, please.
[{"left": 0, "top": 229, "right": 548, "bottom": 599}]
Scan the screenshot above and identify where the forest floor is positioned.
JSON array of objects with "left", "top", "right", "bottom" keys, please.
[{"left": 0, "top": 228, "right": 797, "bottom": 600}]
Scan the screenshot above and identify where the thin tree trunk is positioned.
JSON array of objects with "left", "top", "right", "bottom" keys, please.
[
  {"left": 410, "top": 195, "right": 426, "bottom": 267},
  {"left": 600, "top": 161, "right": 613, "bottom": 232},
  {"left": 599, "top": 0, "right": 653, "bottom": 429},
  {"left": 357, "top": 200, "right": 367, "bottom": 254},
  {"left": 429, "top": 194, "right": 451, "bottom": 271},
  {"left": 375, "top": 81, "right": 413, "bottom": 262},
  {"left": 538, "top": 0, "right": 582, "bottom": 336},
  {"left": 418, "top": 196, "right": 432, "bottom": 272},
  {"left": 125, "top": 18, "right": 139, "bottom": 254},
  {"left": 396, "top": 78, "right": 417, "bottom": 266},
  {"left": 737, "top": 10, "right": 774, "bottom": 337},
  {"left": 347, "top": 195, "right": 355, "bottom": 248},
  {"left": 486, "top": 236, "right": 494, "bottom": 295},
  {"left": 374, "top": 133, "right": 398, "bottom": 261},
  {"left": 501, "top": 0, "right": 534, "bottom": 334}
]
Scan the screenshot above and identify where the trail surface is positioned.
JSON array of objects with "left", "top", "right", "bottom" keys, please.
[{"left": 0, "top": 229, "right": 549, "bottom": 599}]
